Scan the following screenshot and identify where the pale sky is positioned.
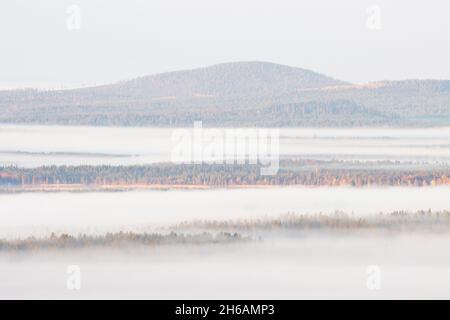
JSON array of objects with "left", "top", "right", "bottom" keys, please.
[{"left": 1, "top": 0, "right": 449, "bottom": 89}]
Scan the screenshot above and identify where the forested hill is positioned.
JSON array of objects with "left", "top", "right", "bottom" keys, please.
[
  {"left": 1, "top": 61, "right": 450, "bottom": 127},
  {"left": 91, "top": 61, "right": 347, "bottom": 98}
]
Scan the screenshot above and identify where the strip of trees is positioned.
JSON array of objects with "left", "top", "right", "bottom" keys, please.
[{"left": 1, "top": 161, "right": 450, "bottom": 187}]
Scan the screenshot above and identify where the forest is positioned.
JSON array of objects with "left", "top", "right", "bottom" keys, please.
[
  {"left": 1, "top": 160, "right": 450, "bottom": 188},
  {"left": 1, "top": 62, "right": 450, "bottom": 127}
]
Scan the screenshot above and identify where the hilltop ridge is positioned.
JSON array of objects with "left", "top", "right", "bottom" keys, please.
[{"left": 0, "top": 62, "right": 449, "bottom": 127}]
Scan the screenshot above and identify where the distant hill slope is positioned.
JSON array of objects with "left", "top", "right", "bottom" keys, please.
[
  {"left": 87, "top": 61, "right": 348, "bottom": 98},
  {"left": 1, "top": 62, "right": 450, "bottom": 127}
]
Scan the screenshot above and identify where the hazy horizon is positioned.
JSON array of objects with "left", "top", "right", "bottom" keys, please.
[{"left": 1, "top": 0, "right": 450, "bottom": 89}]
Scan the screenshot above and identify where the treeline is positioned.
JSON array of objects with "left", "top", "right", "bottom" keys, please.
[
  {"left": 3, "top": 210, "right": 450, "bottom": 251},
  {"left": 172, "top": 210, "right": 450, "bottom": 233},
  {"left": 0, "top": 231, "right": 247, "bottom": 251},
  {"left": 1, "top": 161, "right": 450, "bottom": 187}
]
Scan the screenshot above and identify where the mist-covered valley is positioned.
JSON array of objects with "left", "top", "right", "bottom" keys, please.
[
  {"left": 2, "top": 231, "right": 450, "bottom": 299},
  {"left": 2, "top": 125, "right": 450, "bottom": 299}
]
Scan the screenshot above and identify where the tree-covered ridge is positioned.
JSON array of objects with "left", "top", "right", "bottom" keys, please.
[
  {"left": 0, "top": 231, "right": 248, "bottom": 251},
  {"left": 1, "top": 62, "right": 449, "bottom": 127},
  {"left": 2, "top": 160, "right": 450, "bottom": 188},
  {"left": 2, "top": 211, "right": 450, "bottom": 251},
  {"left": 171, "top": 211, "right": 450, "bottom": 233},
  {"left": 104, "top": 61, "right": 347, "bottom": 98}
]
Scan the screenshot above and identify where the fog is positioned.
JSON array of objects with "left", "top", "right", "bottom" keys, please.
[
  {"left": 2, "top": 125, "right": 450, "bottom": 167},
  {"left": 1, "top": 186, "right": 450, "bottom": 239},
  {"left": 1, "top": 233, "right": 450, "bottom": 299}
]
